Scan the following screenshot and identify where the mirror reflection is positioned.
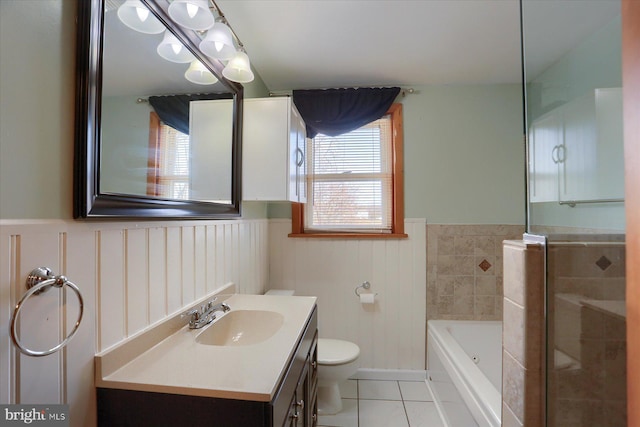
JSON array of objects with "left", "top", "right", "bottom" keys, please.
[
  {"left": 522, "top": 0, "right": 624, "bottom": 232},
  {"left": 100, "top": 1, "right": 234, "bottom": 204}
]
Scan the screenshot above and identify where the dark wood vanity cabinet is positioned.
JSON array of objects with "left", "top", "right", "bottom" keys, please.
[
  {"left": 97, "top": 306, "right": 318, "bottom": 427},
  {"left": 285, "top": 332, "right": 318, "bottom": 427}
]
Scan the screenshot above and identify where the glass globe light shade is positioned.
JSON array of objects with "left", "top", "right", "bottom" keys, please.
[
  {"left": 222, "top": 51, "right": 254, "bottom": 83},
  {"left": 157, "top": 31, "right": 195, "bottom": 63},
  {"left": 199, "top": 22, "right": 236, "bottom": 60},
  {"left": 168, "top": 0, "right": 215, "bottom": 31},
  {"left": 117, "top": 0, "right": 165, "bottom": 34},
  {"left": 185, "top": 60, "right": 219, "bottom": 85}
]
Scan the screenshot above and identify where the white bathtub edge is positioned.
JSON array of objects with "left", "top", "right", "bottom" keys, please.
[
  {"left": 425, "top": 378, "right": 452, "bottom": 427},
  {"left": 428, "top": 321, "right": 501, "bottom": 427}
]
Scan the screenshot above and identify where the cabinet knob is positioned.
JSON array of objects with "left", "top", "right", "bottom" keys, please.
[
  {"left": 290, "top": 400, "right": 304, "bottom": 419},
  {"left": 311, "top": 360, "right": 317, "bottom": 369}
]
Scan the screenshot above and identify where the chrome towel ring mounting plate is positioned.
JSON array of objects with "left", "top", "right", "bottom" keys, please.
[{"left": 9, "top": 267, "right": 84, "bottom": 357}]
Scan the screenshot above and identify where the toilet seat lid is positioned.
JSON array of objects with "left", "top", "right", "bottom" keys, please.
[{"left": 317, "top": 339, "right": 360, "bottom": 365}]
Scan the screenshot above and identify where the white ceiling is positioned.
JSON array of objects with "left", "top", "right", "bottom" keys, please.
[
  {"left": 215, "top": 0, "right": 620, "bottom": 91},
  {"left": 102, "top": 0, "right": 621, "bottom": 95}
]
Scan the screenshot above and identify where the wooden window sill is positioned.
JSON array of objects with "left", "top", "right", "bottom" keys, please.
[{"left": 288, "top": 233, "right": 408, "bottom": 239}]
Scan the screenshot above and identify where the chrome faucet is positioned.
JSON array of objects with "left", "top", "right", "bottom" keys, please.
[{"left": 182, "top": 298, "right": 231, "bottom": 329}]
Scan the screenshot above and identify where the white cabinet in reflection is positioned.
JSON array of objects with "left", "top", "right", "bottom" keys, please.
[
  {"left": 561, "top": 88, "right": 624, "bottom": 202},
  {"left": 189, "top": 100, "right": 233, "bottom": 203},
  {"left": 528, "top": 110, "right": 563, "bottom": 202},
  {"left": 243, "top": 97, "right": 307, "bottom": 202},
  {"left": 528, "top": 88, "right": 623, "bottom": 204}
]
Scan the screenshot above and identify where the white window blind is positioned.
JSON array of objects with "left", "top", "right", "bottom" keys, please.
[
  {"left": 158, "top": 124, "right": 190, "bottom": 200},
  {"left": 305, "top": 114, "right": 393, "bottom": 233}
]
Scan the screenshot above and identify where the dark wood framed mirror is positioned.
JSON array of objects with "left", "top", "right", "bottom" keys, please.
[{"left": 74, "top": 0, "right": 243, "bottom": 219}]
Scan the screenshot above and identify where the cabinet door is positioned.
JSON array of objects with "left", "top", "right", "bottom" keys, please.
[
  {"left": 560, "top": 93, "right": 597, "bottom": 201},
  {"left": 243, "top": 98, "right": 290, "bottom": 201},
  {"left": 528, "top": 111, "right": 562, "bottom": 202},
  {"left": 190, "top": 100, "right": 234, "bottom": 202},
  {"left": 593, "top": 88, "right": 624, "bottom": 199},
  {"left": 560, "top": 88, "right": 624, "bottom": 201},
  {"left": 308, "top": 336, "right": 318, "bottom": 426},
  {"left": 244, "top": 97, "right": 308, "bottom": 202},
  {"left": 289, "top": 106, "right": 301, "bottom": 202},
  {"left": 283, "top": 364, "right": 308, "bottom": 427},
  {"left": 295, "top": 110, "right": 307, "bottom": 204}
]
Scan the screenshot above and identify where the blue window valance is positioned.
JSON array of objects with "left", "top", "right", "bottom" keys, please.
[
  {"left": 148, "top": 93, "right": 232, "bottom": 135},
  {"left": 292, "top": 87, "right": 400, "bottom": 138}
]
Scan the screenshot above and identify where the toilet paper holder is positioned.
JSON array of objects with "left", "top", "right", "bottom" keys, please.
[{"left": 354, "top": 281, "right": 377, "bottom": 297}]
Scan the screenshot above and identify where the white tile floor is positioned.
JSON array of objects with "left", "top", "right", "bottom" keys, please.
[{"left": 317, "top": 379, "right": 446, "bottom": 427}]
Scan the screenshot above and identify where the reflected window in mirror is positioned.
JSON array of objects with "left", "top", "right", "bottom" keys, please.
[{"left": 147, "top": 112, "right": 191, "bottom": 200}]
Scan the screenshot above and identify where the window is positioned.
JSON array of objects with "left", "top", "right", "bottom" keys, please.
[
  {"left": 291, "top": 103, "right": 406, "bottom": 238},
  {"left": 147, "top": 112, "right": 190, "bottom": 199}
]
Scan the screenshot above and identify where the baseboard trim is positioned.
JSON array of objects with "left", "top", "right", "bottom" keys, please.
[{"left": 351, "top": 369, "right": 427, "bottom": 381}]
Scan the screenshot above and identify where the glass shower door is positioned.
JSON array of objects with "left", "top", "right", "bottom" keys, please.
[{"left": 520, "top": 1, "right": 627, "bottom": 425}]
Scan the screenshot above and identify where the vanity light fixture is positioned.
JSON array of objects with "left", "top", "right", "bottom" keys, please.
[
  {"left": 157, "top": 30, "right": 196, "bottom": 63},
  {"left": 222, "top": 49, "right": 254, "bottom": 84},
  {"left": 125, "top": 0, "right": 255, "bottom": 84},
  {"left": 184, "top": 60, "right": 219, "bottom": 85},
  {"left": 117, "top": 0, "right": 165, "bottom": 34},
  {"left": 199, "top": 19, "right": 236, "bottom": 60},
  {"left": 168, "top": 0, "right": 215, "bottom": 31},
  {"left": 210, "top": 0, "right": 255, "bottom": 83}
]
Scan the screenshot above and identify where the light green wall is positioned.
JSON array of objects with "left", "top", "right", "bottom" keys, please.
[
  {"left": 527, "top": 17, "right": 622, "bottom": 121},
  {"left": 403, "top": 85, "right": 524, "bottom": 224},
  {"left": 0, "top": 0, "right": 76, "bottom": 219},
  {"left": 243, "top": 72, "right": 269, "bottom": 99},
  {"left": 101, "top": 96, "right": 153, "bottom": 196}
]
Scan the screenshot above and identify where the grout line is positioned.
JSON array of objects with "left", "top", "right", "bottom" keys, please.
[
  {"left": 356, "top": 379, "right": 360, "bottom": 427},
  {"left": 397, "top": 381, "right": 412, "bottom": 427},
  {"left": 321, "top": 379, "right": 443, "bottom": 427}
]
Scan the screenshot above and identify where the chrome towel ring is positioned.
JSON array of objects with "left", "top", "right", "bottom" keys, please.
[
  {"left": 9, "top": 267, "right": 84, "bottom": 357},
  {"left": 354, "top": 281, "right": 371, "bottom": 297}
]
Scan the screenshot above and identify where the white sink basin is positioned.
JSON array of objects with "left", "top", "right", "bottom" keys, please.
[{"left": 195, "top": 310, "right": 284, "bottom": 346}]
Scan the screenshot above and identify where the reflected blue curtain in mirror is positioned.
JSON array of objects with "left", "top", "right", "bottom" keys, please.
[
  {"left": 148, "top": 93, "right": 233, "bottom": 135},
  {"left": 292, "top": 87, "right": 400, "bottom": 138}
]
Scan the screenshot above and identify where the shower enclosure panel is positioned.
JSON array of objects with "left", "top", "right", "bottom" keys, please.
[{"left": 546, "top": 238, "right": 626, "bottom": 427}]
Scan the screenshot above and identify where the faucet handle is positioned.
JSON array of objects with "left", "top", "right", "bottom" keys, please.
[{"left": 182, "top": 308, "right": 201, "bottom": 321}]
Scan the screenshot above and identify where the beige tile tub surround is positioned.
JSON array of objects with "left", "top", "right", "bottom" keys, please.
[
  {"left": 427, "top": 224, "right": 524, "bottom": 320},
  {"left": 502, "top": 240, "right": 545, "bottom": 427},
  {"left": 546, "top": 240, "right": 627, "bottom": 427}
]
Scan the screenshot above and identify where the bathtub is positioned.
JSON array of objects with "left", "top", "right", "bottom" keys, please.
[{"left": 427, "top": 320, "right": 502, "bottom": 427}]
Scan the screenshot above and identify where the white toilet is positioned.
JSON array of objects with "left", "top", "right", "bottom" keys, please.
[
  {"left": 264, "top": 289, "right": 361, "bottom": 415},
  {"left": 316, "top": 338, "right": 360, "bottom": 415}
]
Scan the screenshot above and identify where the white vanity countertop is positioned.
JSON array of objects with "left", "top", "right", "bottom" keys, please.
[{"left": 95, "top": 293, "right": 317, "bottom": 402}]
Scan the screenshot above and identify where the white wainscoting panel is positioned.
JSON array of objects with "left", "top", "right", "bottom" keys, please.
[
  {"left": 268, "top": 219, "right": 427, "bottom": 370},
  {"left": 0, "top": 219, "right": 268, "bottom": 427}
]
